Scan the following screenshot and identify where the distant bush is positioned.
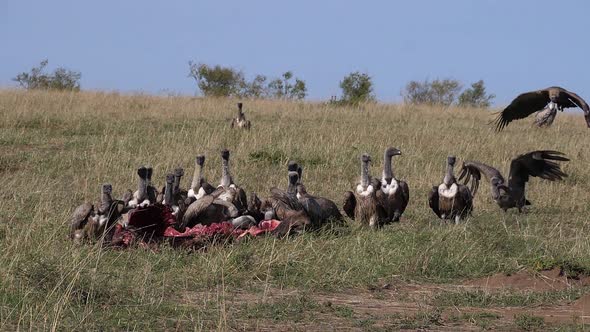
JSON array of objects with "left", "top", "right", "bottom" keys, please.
[
  {"left": 243, "top": 74, "right": 268, "bottom": 99},
  {"left": 266, "top": 71, "right": 307, "bottom": 100},
  {"left": 13, "top": 59, "right": 81, "bottom": 91},
  {"left": 336, "top": 71, "right": 375, "bottom": 105},
  {"left": 403, "top": 78, "right": 494, "bottom": 108},
  {"left": 402, "top": 79, "right": 462, "bottom": 106},
  {"left": 188, "top": 62, "right": 307, "bottom": 100},
  {"left": 458, "top": 80, "right": 495, "bottom": 108},
  {"left": 188, "top": 62, "right": 246, "bottom": 97}
]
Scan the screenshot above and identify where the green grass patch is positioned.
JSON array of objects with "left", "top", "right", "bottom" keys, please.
[{"left": 434, "top": 288, "right": 586, "bottom": 308}]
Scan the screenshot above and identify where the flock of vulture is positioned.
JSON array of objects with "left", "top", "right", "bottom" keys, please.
[{"left": 70, "top": 86, "right": 588, "bottom": 245}]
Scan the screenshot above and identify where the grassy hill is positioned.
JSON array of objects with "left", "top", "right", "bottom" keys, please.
[{"left": 1, "top": 90, "right": 589, "bottom": 330}]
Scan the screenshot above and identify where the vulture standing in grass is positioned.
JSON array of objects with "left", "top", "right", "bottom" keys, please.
[
  {"left": 162, "top": 174, "right": 180, "bottom": 213},
  {"left": 296, "top": 164, "right": 343, "bottom": 225},
  {"left": 128, "top": 166, "right": 158, "bottom": 207},
  {"left": 343, "top": 154, "right": 385, "bottom": 227},
  {"left": 182, "top": 150, "right": 250, "bottom": 228},
  {"left": 262, "top": 170, "right": 311, "bottom": 236},
  {"left": 70, "top": 202, "right": 94, "bottom": 241},
  {"left": 212, "top": 149, "right": 248, "bottom": 214},
  {"left": 230, "top": 102, "right": 251, "bottom": 130},
  {"left": 158, "top": 168, "right": 188, "bottom": 214},
  {"left": 128, "top": 166, "right": 150, "bottom": 208},
  {"left": 95, "top": 184, "right": 127, "bottom": 232},
  {"left": 70, "top": 184, "right": 126, "bottom": 241},
  {"left": 428, "top": 156, "right": 473, "bottom": 223},
  {"left": 458, "top": 150, "right": 568, "bottom": 212},
  {"left": 283, "top": 161, "right": 322, "bottom": 228},
  {"left": 186, "top": 155, "right": 215, "bottom": 205},
  {"left": 378, "top": 147, "right": 410, "bottom": 223},
  {"left": 494, "top": 87, "right": 590, "bottom": 131}
]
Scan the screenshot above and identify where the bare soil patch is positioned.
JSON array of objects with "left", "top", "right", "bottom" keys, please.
[
  {"left": 463, "top": 268, "right": 590, "bottom": 292},
  {"left": 182, "top": 271, "right": 590, "bottom": 330}
]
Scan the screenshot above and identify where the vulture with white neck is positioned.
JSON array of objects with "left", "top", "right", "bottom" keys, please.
[
  {"left": 186, "top": 155, "right": 215, "bottom": 205},
  {"left": 378, "top": 147, "right": 410, "bottom": 223},
  {"left": 343, "top": 153, "right": 386, "bottom": 227},
  {"left": 230, "top": 102, "right": 251, "bottom": 130},
  {"left": 428, "top": 156, "right": 473, "bottom": 223}
]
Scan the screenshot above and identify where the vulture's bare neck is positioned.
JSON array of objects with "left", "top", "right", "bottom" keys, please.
[
  {"left": 361, "top": 160, "right": 370, "bottom": 189},
  {"left": 164, "top": 177, "right": 174, "bottom": 205},
  {"left": 383, "top": 152, "right": 394, "bottom": 180},
  {"left": 100, "top": 185, "right": 113, "bottom": 212},
  {"left": 443, "top": 163, "right": 455, "bottom": 186},
  {"left": 173, "top": 171, "right": 182, "bottom": 195},
  {"left": 221, "top": 158, "right": 232, "bottom": 188},
  {"left": 287, "top": 171, "right": 298, "bottom": 196},
  {"left": 191, "top": 160, "right": 203, "bottom": 190},
  {"left": 137, "top": 176, "right": 148, "bottom": 201}
]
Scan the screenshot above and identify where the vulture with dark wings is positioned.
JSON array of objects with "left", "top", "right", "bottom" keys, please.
[
  {"left": 493, "top": 87, "right": 590, "bottom": 131},
  {"left": 428, "top": 156, "right": 473, "bottom": 223},
  {"left": 458, "top": 150, "right": 568, "bottom": 212}
]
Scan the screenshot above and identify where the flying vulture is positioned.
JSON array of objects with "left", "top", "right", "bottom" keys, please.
[{"left": 493, "top": 87, "right": 590, "bottom": 131}]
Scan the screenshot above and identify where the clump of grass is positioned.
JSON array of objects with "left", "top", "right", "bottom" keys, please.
[
  {"left": 241, "top": 295, "right": 318, "bottom": 322},
  {"left": 514, "top": 313, "right": 545, "bottom": 331},
  {"left": 395, "top": 308, "right": 444, "bottom": 330},
  {"left": 448, "top": 312, "right": 501, "bottom": 330},
  {"left": 433, "top": 288, "right": 586, "bottom": 308}
]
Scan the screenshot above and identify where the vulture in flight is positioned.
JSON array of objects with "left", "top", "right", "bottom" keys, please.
[
  {"left": 493, "top": 87, "right": 590, "bottom": 131},
  {"left": 458, "top": 150, "right": 568, "bottom": 212}
]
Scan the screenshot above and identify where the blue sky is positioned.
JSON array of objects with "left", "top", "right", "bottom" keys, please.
[{"left": 1, "top": 0, "right": 589, "bottom": 105}]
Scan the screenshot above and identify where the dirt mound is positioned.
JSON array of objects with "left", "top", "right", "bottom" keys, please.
[{"left": 463, "top": 268, "right": 590, "bottom": 291}]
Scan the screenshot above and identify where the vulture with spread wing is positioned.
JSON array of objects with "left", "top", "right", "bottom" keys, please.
[
  {"left": 493, "top": 87, "right": 590, "bottom": 131},
  {"left": 458, "top": 150, "right": 568, "bottom": 212}
]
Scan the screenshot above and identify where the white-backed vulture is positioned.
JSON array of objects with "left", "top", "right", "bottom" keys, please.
[
  {"left": 458, "top": 150, "right": 568, "bottom": 212},
  {"left": 212, "top": 149, "right": 248, "bottom": 214},
  {"left": 378, "top": 147, "right": 410, "bottom": 223},
  {"left": 343, "top": 153, "right": 386, "bottom": 227},
  {"left": 70, "top": 184, "right": 126, "bottom": 242},
  {"left": 128, "top": 166, "right": 157, "bottom": 208},
  {"left": 494, "top": 87, "right": 590, "bottom": 131},
  {"left": 428, "top": 156, "right": 473, "bottom": 223},
  {"left": 230, "top": 102, "right": 251, "bottom": 130},
  {"left": 187, "top": 155, "right": 215, "bottom": 205}
]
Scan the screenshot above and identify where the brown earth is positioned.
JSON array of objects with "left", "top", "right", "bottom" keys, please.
[
  {"left": 463, "top": 268, "right": 590, "bottom": 291},
  {"left": 183, "top": 269, "right": 590, "bottom": 331}
]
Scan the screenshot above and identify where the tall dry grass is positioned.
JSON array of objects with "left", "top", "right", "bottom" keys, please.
[{"left": 0, "top": 89, "right": 589, "bottom": 330}]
